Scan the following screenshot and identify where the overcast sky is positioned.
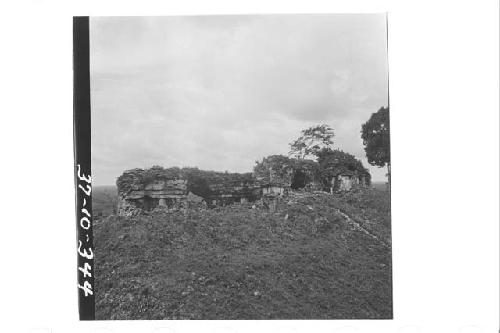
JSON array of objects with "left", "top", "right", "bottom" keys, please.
[{"left": 90, "top": 15, "right": 389, "bottom": 186}]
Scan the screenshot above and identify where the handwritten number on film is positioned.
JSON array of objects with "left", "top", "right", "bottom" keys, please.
[{"left": 77, "top": 164, "right": 93, "bottom": 296}]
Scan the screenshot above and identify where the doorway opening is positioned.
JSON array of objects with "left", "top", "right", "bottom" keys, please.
[{"left": 291, "top": 170, "right": 307, "bottom": 190}]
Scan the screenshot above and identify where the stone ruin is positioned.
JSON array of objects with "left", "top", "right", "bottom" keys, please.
[
  {"left": 117, "top": 178, "right": 189, "bottom": 216},
  {"left": 330, "top": 169, "right": 370, "bottom": 192},
  {"left": 116, "top": 167, "right": 263, "bottom": 216},
  {"left": 116, "top": 153, "right": 371, "bottom": 216}
]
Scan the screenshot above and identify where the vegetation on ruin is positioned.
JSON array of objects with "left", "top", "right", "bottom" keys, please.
[
  {"left": 253, "top": 155, "right": 322, "bottom": 184},
  {"left": 93, "top": 187, "right": 392, "bottom": 319},
  {"left": 253, "top": 150, "right": 370, "bottom": 189},
  {"left": 316, "top": 148, "right": 371, "bottom": 185},
  {"left": 116, "top": 123, "right": 374, "bottom": 197},
  {"left": 116, "top": 166, "right": 254, "bottom": 196},
  {"left": 116, "top": 166, "right": 183, "bottom": 193}
]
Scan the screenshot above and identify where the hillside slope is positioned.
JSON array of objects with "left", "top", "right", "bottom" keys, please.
[{"left": 94, "top": 189, "right": 392, "bottom": 319}]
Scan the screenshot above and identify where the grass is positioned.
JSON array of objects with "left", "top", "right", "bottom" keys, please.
[{"left": 93, "top": 188, "right": 392, "bottom": 319}]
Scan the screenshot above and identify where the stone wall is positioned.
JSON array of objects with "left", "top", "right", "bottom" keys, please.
[
  {"left": 331, "top": 172, "right": 370, "bottom": 193},
  {"left": 116, "top": 167, "right": 265, "bottom": 215},
  {"left": 262, "top": 185, "right": 287, "bottom": 196},
  {"left": 117, "top": 178, "right": 188, "bottom": 216},
  {"left": 253, "top": 155, "right": 321, "bottom": 189},
  {"left": 206, "top": 179, "right": 262, "bottom": 206},
  {"left": 116, "top": 158, "right": 371, "bottom": 216}
]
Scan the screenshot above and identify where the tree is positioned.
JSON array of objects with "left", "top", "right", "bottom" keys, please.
[
  {"left": 288, "top": 124, "right": 335, "bottom": 159},
  {"left": 361, "top": 106, "right": 391, "bottom": 184},
  {"left": 253, "top": 155, "right": 294, "bottom": 182}
]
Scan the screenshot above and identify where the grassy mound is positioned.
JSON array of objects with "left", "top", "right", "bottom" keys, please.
[{"left": 94, "top": 190, "right": 392, "bottom": 319}]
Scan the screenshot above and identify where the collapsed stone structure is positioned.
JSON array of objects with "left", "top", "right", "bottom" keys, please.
[
  {"left": 117, "top": 178, "right": 189, "bottom": 216},
  {"left": 116, "top": 152, "right": 370, "bottom": 216},
  {"left": 116, "top": 167, "right": 262, "bottom": 216},
  {"left": 331, "top": 169, "right": 370, "bottom": 192},
  {"left": 316, "top": 148, "right": 371, "bottom": 193}
]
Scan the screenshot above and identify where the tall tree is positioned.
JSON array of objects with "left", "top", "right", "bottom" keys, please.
[
  {"left": 288, "top": 124, "right": 335, "bottom": 160},
  {"left": 361, "top": 106, "right": 391, "bottom": 184}
]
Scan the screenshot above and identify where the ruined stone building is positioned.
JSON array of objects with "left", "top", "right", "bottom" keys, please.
[
  {"left": 116, "top": 153, "right": 371, "bottom": 216},
  {"left": 116, "top": 167, "right": 262, "bottom": 216},
  {"left": 331, "top": 170, "right": 370, "bottom": 192},
  {"left": 316, "top": 149, "right": 371, "bottom": 193},
  {"left": 118, "top": 178, "right": 189, "bottom": 215}
]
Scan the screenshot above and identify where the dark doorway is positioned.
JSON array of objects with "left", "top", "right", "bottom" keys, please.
[
  {"left": 143, "top": 196, "right": 159, "bottom": 211},
  {"left": 291, "top": 170, "right": 307, "bottom": 190}
]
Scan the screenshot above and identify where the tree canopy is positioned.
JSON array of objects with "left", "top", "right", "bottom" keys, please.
[
  {"left": 361, "top": 106, "right": 390, "bottom": 184},
  {"left": 288, "top": 124, "right": 335, "bottom": 159},
  {"left": 361, "top": 107, "right": 390, "bottom": 168}
]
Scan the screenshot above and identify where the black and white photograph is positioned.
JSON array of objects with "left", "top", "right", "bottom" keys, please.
[
  {"left": 0, "top": 0, "right": 499, "bottom": 332},
  {"left": 88, "top": 14, "right": 391, "bottom": 320}
]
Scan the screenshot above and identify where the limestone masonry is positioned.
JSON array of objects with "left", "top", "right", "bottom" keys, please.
[{"left": 116, "top": 154, "right": 370, "bottom": 216}]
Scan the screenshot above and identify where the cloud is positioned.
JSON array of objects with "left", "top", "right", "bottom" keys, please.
[{"left": 90, "top": 15, "right": 389, "bottom": 185}]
